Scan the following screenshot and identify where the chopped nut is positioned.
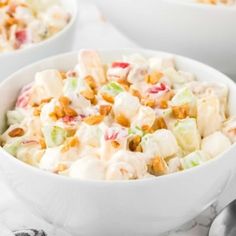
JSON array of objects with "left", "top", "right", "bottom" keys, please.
[
  {"left": 84, "top": 75, "right": 97, "bottom": 90},
  {"left": 197, "top": 0, "right": 217, "bottom": 4},
  {"left": 31, "top": 101, "right": 47, "bottom": 111},
  {"left": 101, "top": 92, "right": 114, "bottom": 103},
  {"left": 116, "top": 114, "right": 130, "bottom": 127},
  {"left": 5, "top": 17, "right": 17, "bottom": 27},
  {"left": 84, "top": 115, "right": 104, "bottom": 125},
  {"left": 141, "top": 125, "right": 151, "bottom": 133},
  {"left": 111, "top": 140, "right": 120, "bottom": 148},
  {"left": 148, "top": 157, "right": 168, "bottom": 176},
  {"left": 158, "top": 100, "right": 168, "bottom": 109},
  {"left": 66, "top": 128, "right": 76, "bottom": 137},
  {"left": 60, "top": 144, "right": 70, "bottom": 153},
  {"left": 80, "top": 89, "right": 95, "bottom": 101},
  {"left": 0, "top": 0, "right": 8, "bottom": 8},
  {"left": 172, "top": 104, "right": 189, "bottom": 119},
  {"left": 64, "top": 106, "right": 78, "bottom": 117},
  {"left": 55, "top": 164, "right": 68, "bottom": 173},
  {"left": 118, "top": 80, "right": 130, "bottom": 91},
  {"left": 8, "top": 128, "right": 24, "bottom": 137},
  {"left": 99, "top": 105, "right": 112, "bottom": 116},
  {"left": 121, "top": 84, "right": 130, "bottom": 91},
  {"left": 156, "top": 91, "right": 174, "bottom": 109},
  {"left": 39, "top": 139, "right": 46, "bottom": 149},
  {"left": 128, "top": 135, "right": 142, "bottom": 152},
  {"left": 152, "top": 117, "right": 167, "bottom": 131},
  {"left": 40, "top": 97, "right": 53, "bottom": 104},
  {"left": 49, "top": 112, "right": 58, "bottom": 121},
  {"left": 142, "top": 98, "right": 156, "bottom": 108},
  {"left": 59, "top": 71, "right": 67, "bottom": 80},
  {"left": 31, "top": 102, "right": 39, "bottom": 107},
  {"left": 165, "top": 90, "right": 175, "bottom": 100},
  {"left": 54, "top": 106, "right": 65, "bottom": 118},
  {"left": 69, "top": 137, "right": 79, "bottom": 147},
  {"left": 33, "top": 107, "right": 41, "bottom": 116},
  {"left": 61, "top": 137, "right": 80, "bottom": 153},
  {"left": 91, "top": 97, "right": 98, "bottom": 105},
  {"left": 135, "top": 144, "right": 143, "bottom": 152},
  {"left": 59, "top": 96, "right": 71, "bottom": 107},
  {"left": 130, "top": 88, "right": 142, "bottom": 101},
  {"left": 145, "top": 71, "right": 163, "bottom": 84}
]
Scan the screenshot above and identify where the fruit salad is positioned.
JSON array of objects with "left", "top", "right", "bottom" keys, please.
[
  {"left": 1, "top": 50, "right": 235, "bottom": 181},
  {"left": 196, "top": 0, "right": 235, "bottom": 5},
  {"left": 0, "top": 0, "right": 70, "bottom": 53}
]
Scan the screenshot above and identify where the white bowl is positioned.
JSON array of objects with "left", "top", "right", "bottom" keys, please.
[
  {"left": 0, "top": 49, "right": 236, "bottom": 236},
  {"left": 0, "top": 0, "right": 78, "bottom": 81},
  {"left": 91, "top": 0, "right": 236, "bottom": 78}
]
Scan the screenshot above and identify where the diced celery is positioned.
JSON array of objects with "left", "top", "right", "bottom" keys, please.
[
  {"left": 63, "top": 77, "right": 78, "bottom": 93},
  {"left": 101, "top": 82, "right": 124, "bottom": 97},
  {"left": 42, "top": 126, "right": 66, "bottom": 147},
  {"left": 3, "top": 140, "right": 21, "bottom": 156},
  {"left": 173, "top": 118, "right": 200, "bottom": 154},
  {"left": 181, "top": 151, "right": 208, "bottom": 169},
  {"left": 128, "top": 126, "right": 145, "bottom": 137},
  {"left": 171, "top": 87, "right": 196, "bottom": 106}
]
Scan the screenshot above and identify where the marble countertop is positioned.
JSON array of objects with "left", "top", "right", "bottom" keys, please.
[{"left": 0, "top": 1, "right": 235, "bottom": 235}]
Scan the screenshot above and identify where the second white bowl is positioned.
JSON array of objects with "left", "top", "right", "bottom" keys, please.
[
  {"left": 0, "top": 0, "right": 78, "bottom": 81},
  {"left": 92, "top": 0, "right": 236, "bottom": 78}
]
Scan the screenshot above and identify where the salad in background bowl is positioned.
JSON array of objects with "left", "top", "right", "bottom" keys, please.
[
  {"left": 198, "top": 0, "right": 235, "bottom": 5},
  {"left": 184, "top": 0, "right": 236, "bottom": 5},
  {"left": 0, "top": 49, "right": 235, "bottom": 235},
  {"left": 0, "top": 0, "right": 70, "bottom": 52},
  {"left": 0, "top": 0, "right": 77, "bottom": 80}
]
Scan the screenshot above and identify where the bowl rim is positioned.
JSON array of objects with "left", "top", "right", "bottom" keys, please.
[
  {"left": 0, "top": 0, "right": 78, "bottom": 58},
  {"left": 164, "top": 0, "right": 236, "bottom": 11},
  {"left": 0, "top": 48, "right": 236, "bottom": 185}
]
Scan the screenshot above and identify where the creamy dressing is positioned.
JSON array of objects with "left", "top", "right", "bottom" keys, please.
[{"left": 1, "top": 50, "right": 235, "bottom": 180}]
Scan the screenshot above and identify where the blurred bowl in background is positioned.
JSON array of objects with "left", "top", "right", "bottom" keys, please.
[
  {"left": 0, "top": 0, "right": 78, "bottom": 81},
  {"left": 91, "top": 0, "right": 236, "bottom": 78}
]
